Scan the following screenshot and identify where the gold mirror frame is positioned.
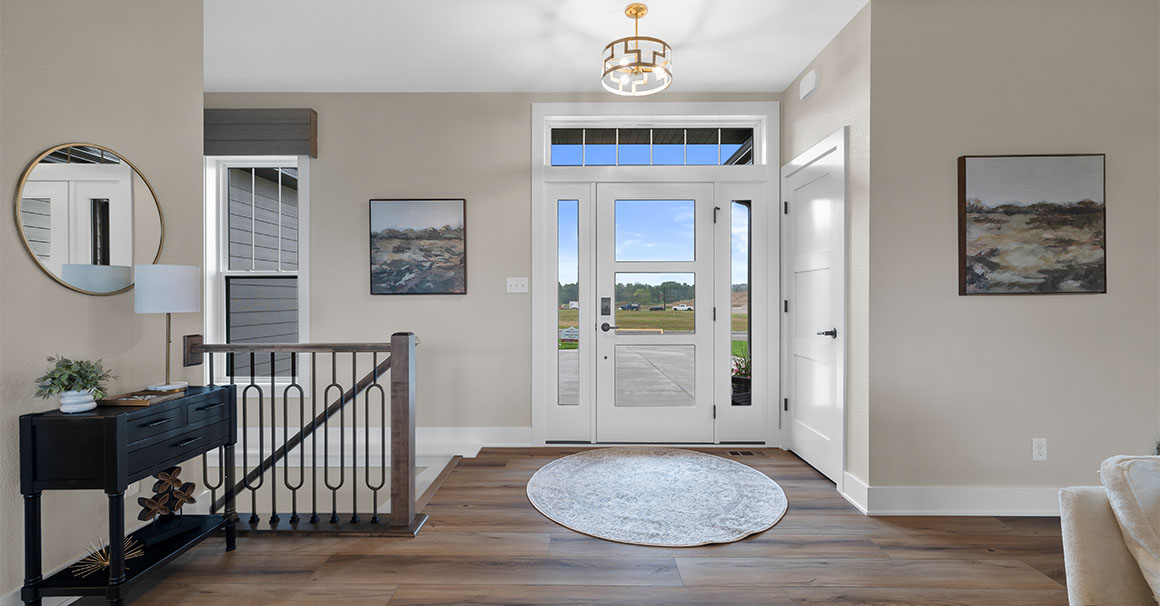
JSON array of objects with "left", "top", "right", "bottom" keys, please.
[{"left": 13, "top": 143, "right": 165, "bottom": 296}]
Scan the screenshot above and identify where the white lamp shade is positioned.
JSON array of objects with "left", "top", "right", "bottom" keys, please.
[{"left": 134, "top": 264, "right": 200, "bottom": 314}]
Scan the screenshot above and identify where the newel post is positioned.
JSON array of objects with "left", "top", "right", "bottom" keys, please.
[{"left": 389, "top": 332, "right": 417, "bottom": 530}]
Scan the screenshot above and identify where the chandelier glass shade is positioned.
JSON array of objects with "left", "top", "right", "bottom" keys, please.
[{"left": 602, "top": 3, "right": 672, "bottom": 97}]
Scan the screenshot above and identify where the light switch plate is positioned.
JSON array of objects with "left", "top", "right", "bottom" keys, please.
[{"left": 506, "top": 277, "right": 529, "bottom": 293}]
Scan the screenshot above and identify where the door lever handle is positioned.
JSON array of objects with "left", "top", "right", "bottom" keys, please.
[
  {"left": 817, "top": 328, "right": 838, "bottom": 338},
  {"left": 600, "top": 322, "right": 619, "bottom": 332}
]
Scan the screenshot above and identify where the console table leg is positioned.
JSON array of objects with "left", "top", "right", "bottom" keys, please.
[
  {"left": 106, "top": 491, "right": 125, "bottom": 606},
  {"left": 22, "top": 492, "right": 42, "bottom": 606},
  {"left": 224, "top": 442, "right": 237, "bottom": 551}
]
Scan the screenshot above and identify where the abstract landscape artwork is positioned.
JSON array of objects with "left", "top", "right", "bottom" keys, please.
[
  {"left": 369, "top": 199, "right": 466, "bottom": 294},
  {"left": 958, "top": 154, "right": 1105, "bottom": 295}
]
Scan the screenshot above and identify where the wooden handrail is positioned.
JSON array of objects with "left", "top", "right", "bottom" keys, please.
[{"left": 195, "top": 343, "right": 393, "bottom": 353}]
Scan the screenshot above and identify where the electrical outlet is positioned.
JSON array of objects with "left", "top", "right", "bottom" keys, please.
[
  {"left": 506, "top": 277, "right": 529, "bottom": 293},
  {"left": 1032, "top": 438, "right": 1047, "bottom": 461}
]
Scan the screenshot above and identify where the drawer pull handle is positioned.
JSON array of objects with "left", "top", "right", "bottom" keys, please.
[
  {"left": 195, "top": 402, "right": 226, "bottom": 412},
  {"left": 174, "top": 437, "right": 203, "bottom": 448},
  {"left": 143, "top": 418, "right": 173, "bottom": 428}
]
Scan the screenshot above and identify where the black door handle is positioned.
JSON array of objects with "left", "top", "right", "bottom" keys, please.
[
  {"left": 600, "top": 322, "right": 619, "bottom": 332},
  {"left": 817, "top": 328, "right": 838, "bottom": 338}
]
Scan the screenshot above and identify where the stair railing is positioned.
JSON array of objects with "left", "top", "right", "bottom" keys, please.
[{"left": 191, "top": 332, "right": 424, "bottom": 535}]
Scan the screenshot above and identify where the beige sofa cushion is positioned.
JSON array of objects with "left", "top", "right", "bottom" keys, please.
[
  {"left": 1060, "top": 486, "right": 1156, "bottom": 605},
  {"left": 1102, "top": 455, "right": 1160, "bottom": 602}
]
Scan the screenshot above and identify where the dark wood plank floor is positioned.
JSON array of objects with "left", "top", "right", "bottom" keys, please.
[{"left": 109, "top": 448, "right": 1068, "bottom": 605}]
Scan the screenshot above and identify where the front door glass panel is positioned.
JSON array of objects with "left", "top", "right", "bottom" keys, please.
[
  {"left": 615, "top": 345, "right": 695, "bottom": 407},
  {"left": 614, "top": 199, "right": 695, "bottom": 262}
]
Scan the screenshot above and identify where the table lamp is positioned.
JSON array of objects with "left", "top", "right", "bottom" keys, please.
[{"left": 134, "top": 264, "right": 200, "bottom": 391}]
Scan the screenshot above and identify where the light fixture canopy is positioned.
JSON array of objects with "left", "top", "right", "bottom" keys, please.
[{"left": 602, "top": 3, "right": 672, "bottom": 97}]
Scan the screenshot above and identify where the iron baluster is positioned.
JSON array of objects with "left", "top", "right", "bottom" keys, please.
[
  {"left": 365, "top": 351, "right": 387, "bottom": 523},
  {"left": 268, "top": 352, "right": 279, "bottom": 526},
  {"left": 241, "top": 352, "right": 265, "bottom": 525},
  {"left": 322, "top": 353, "right": 345, "bottom": 524},
  {"left": 310, "top": 352, "right": 319, "bottom": 524},
  {"left": 283, "top": 353, "right": 305, "bottom": 524},
  {"left": 350, "top": 352, "right": 359, "bottom": 524}
]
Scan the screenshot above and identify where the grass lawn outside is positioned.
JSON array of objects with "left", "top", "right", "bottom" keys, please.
[{"left": 557, "top": 308, "right": 749, "bottom": 333}]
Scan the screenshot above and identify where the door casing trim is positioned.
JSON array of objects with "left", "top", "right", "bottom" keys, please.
[{"left": 531, "top": 102, "right": 781, "bottom": 446}]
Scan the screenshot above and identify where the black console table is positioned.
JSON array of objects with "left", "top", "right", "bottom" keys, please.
[{"left": 19, "top": 385, "right": 237, "bottom": 606}]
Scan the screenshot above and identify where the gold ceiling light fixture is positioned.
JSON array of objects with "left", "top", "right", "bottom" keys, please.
[{"left": 602, "top": 3, "right": 672, "bottom": 96}]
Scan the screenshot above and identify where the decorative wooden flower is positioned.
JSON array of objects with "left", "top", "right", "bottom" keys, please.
[
  {"left": 137, "top": 493, "right": 171, "bottom": 521},
  {"left": 170, "top": 482, "right": 198, "bottom": 512},
  {"left": 151, "top": 466, "right": 183, "bottom": 494}
]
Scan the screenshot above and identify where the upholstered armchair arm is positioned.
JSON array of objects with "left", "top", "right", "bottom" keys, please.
[{"left": 1059, "top": 486, "right": 1156, "bottom": 606}]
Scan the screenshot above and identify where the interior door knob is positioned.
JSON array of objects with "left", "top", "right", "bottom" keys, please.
[
  {"left": 817, "top": 328, "right": 838, "bottom": 338},
  {"left": 600, "top": 322, "right": 619, "bottom": 332}
]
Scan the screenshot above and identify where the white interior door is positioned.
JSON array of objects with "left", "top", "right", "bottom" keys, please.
[
  {"left": 596, "top": 183, "right": 715, "bottom": 443},
  {"left": 782, "top": 128, "right": 846, "bottom": 483}
]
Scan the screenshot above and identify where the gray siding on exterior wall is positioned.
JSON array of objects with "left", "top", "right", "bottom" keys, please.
[
  {"left": 228, "top": 168, "right": 298, "bottom": 271},
  {"left": 227, "top": 276, "right": 298, "bottom": 376},
  {"left": 20, "top": 197, "right": 52, "bottom": 260}
]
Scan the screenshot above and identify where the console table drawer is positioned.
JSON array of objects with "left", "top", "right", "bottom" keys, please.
[
  {"left": 127, "top": 417, "right": 231, "bottom": 478},
  {"left": 125, "top": 406, "right": 184, "bottom": 446},
  {"left": 187, "top": 397, "right": 230, "bottom": 424}
]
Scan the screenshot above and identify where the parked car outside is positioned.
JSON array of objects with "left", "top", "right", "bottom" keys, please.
[
  {"left": 618, "top": 303, "right": 640, "bottom": 311},
  {"left": 648, "top": 305, "right": 664, "bottom": 311},
  {"left": 673, "top": 304, "right": 694, "bottom": 311}
]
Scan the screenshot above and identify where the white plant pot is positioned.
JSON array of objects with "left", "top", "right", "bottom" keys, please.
[{"left": 59, "top": 389, "right": 97, "bottom": 413}]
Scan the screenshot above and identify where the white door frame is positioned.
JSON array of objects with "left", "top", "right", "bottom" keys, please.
[
  {"left": 780, "top": 127, "right": 848, "bottom": 491},
  {"left": 531, "top": 101, "right": 780, "bottom": 446}
]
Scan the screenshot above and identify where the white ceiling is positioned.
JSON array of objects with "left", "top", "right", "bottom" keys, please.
[{"left": 204, "top": 0, "right": 867, "bottom": 94}]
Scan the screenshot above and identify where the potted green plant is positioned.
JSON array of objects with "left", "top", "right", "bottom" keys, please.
[
  {"left": 731, "top": 347, "right": 752, "bottom": 404},
  {"left": 35, "top": 356, "right": 114, "bottom": 413}
]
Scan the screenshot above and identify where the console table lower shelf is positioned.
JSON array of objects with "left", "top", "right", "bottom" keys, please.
[{"left": 31, "top": 515, "right": 227, "bottom": 600}]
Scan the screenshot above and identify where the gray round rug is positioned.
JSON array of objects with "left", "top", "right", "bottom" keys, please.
[{"left": 526, "top": 447, "right": 787, "bottom": 546}]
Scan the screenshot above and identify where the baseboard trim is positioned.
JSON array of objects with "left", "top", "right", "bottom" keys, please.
[
  {"left": 840, "top": 472, "right": 870, "bottom": 514},
  {"left": 865, "top": 484, "right": 1061, "bottom": 516}
]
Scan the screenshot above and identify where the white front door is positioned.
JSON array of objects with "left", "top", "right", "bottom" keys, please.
[
  {"left": 782, "top": 129, "right": 846, "bottom": 482},
  {"left": 595, "top": 183, "right": 715, "bottom": 443}
]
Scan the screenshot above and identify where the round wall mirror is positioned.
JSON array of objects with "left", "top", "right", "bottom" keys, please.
[{"left": 14, "top": 143, "right": 163, "bottom": 295}]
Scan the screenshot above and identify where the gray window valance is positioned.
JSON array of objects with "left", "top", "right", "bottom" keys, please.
[{"left": 204, "top": 108, "right": 317, "bottom": 158}]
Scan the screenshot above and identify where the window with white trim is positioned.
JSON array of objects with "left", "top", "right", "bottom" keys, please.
[{"left": 205, "top": 157, "right": 309, "bottom": 380}]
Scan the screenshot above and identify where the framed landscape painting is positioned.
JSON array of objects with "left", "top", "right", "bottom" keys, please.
[
  {"left": 369, "top": 199, "right": 466, "bottom": 295},
  {"left": 958, "top": 154, "right": 1105, "bottom": 295}
]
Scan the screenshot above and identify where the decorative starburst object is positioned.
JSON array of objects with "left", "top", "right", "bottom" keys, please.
[{"left": 70, "top": 537, "right": 144, "bottom": 578}]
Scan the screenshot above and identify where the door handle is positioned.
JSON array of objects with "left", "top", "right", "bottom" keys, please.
[
  {"left": 817, "top": 328, "right": 838, "bottom": 338},
  {"left": 600, "top": 322, "right": 619, "bottom": 332}
]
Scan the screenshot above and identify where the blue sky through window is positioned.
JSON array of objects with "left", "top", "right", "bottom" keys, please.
[{"left": 557, "top": 199, "right": 750, "bottom": 288}]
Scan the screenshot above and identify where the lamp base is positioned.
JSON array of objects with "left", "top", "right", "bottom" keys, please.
[{"left": 146, "top": 381, "right": 188, "bottom": 393}]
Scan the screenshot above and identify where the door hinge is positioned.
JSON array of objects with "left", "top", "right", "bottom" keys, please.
[
  {"left": 713, "top": 405, "right": 717, "bottom": 419},
  {"left": 783, "top": 200, "right": 789, "bottom": 214},
  {"left": 783, "top": 299, "right": 789, "bottom": 313},
  {"left": 713, "top": 205, "right": 721, "bottom": 223},
  {"left": 784, "top": 398, "right": 789, "bottom": 411}
]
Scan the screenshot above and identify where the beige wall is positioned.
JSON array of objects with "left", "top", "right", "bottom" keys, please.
[
  {"left": 0, "top": 0, "right": 203, "bottom": 597},
  {"left": 868, "top": 0, "right": 1160, "bottom": 487},
  {"left": 204, "top": 92, "right": 779, "bottom": 428},
  {"left": 780, "top": 4, "right": 871, "bottom": 483}
]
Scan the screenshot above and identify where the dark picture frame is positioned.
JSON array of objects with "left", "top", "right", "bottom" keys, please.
[
  {"left": 369, "top": 199, "right": 467, "bottom": 295},
  {"left": 958, "top": 154, "right": 1106, "bottom": 295}
]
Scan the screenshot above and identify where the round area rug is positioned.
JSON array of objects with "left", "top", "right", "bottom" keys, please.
[{"left": 526, "top": 447, "right": 787, "bottom": 546}]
